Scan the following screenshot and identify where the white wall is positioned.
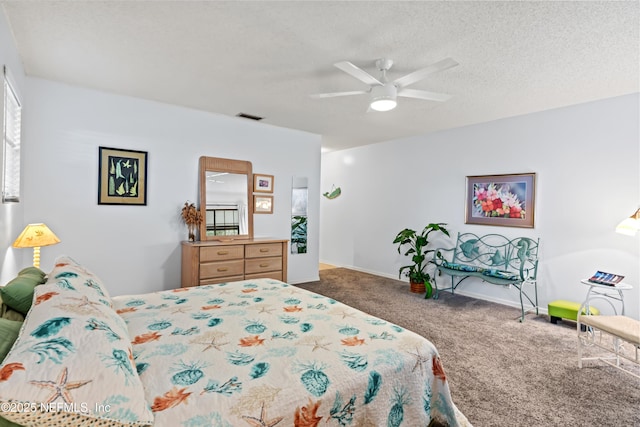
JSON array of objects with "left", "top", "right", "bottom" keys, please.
[
  {"left": 0, "top": 8, "right": 26, "bottom": 285},
  {"left": 20, "top": 78, "right": 321, "bottom": 295},
  {"left": 320, "top": 94, "right": 640, "bottom": 320}
]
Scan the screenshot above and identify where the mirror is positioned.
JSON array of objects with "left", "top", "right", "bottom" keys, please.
[
  {"left": 199, "top": 156, "right": 253, "bottom": 240},
  {"left": 291, "top": 176, "right": 308, "bottom": 254}
]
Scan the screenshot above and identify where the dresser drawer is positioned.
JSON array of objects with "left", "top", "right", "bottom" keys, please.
[
  {"left": 182, "top": 239, "right": 288, "bottom": 288},
  {"left": 200, "top": 259, "right": 244, "bottom": 279},
  {"left": 245, "top": 243, "right": 283, "bottom": 258},
  {"left": 199, "top": 275, "right": 244, "bottom": 286},
  {"left": 245, "top": 256, "right": 282, "bottom": 274},
  {"left": 245, "top": 271, "right": 283, "bottom": 281},
  {"left": 201, "top": 245, "right": 244, "bottom": 262}
]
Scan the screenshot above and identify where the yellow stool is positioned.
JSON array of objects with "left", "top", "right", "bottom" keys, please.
[{"left": 548, "top": 299, "right": 599, "bottom": 325}]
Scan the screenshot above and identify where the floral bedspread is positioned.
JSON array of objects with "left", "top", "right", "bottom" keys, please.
[{"left": 113, "top": 279, "right": 471, "bottom": 427}]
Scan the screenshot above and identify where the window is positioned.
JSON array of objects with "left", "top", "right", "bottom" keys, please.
[
  {"left": 206, "top": 208, "right": 240, "bottom": 236},
  {"left": 2, "top": 66, "right": 21, "bottom": 203}
]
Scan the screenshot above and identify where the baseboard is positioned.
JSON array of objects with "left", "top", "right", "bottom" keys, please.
[
  {"left": 321, "top": 264, "right": 549, "bottom": 316},
  {"left": 453, "top": 289, "right": 548, "bottom": 316},
  {"left": 288, "top": 275, "right": 320, "bottom": 285},
  {"left": 328, "top": 264, "right": 400, "bottom": 281}
]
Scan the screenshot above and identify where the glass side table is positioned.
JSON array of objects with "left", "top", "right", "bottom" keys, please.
[{"left": 580, "top": 279, "right": 633, "bottom": 315}]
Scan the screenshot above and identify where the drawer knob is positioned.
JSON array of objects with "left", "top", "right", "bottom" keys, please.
[
  {"left": 217, "top": 250, "right": 229, "bottom": 255},
  {"left": 259, "top": 248, "right": 269, "bottom": 253},
  {"left": 259, "top": 263, "right": 269, "bottom": 268},
  {"left": 217, "top": 267, "right": 228, "bottom": 272}
]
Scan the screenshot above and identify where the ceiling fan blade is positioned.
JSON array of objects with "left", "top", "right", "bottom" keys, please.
[
  {"left": 397, "top": 88, "right": 452, "bottom": 102},
  {"left": 334, "top": 61, "right": 382, "bottom": 86},
  {"left": 310, "top": 90, "right": 368, "bottom": 99},
  {"left": 393, "top": 57, "right": 459, "bottom": 88}
]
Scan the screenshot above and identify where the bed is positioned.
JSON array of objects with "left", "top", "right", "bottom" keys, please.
[{"left": 0, "top": 256, "right": 471, "bottom": 426}]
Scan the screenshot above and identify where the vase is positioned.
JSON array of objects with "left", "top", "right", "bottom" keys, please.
[{"left": 188, "top": 225, "right": 196, "bottom": 242}]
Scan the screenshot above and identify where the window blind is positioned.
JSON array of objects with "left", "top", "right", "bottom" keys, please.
[{"left": 3, "top": 66, "right": 21, "bottom": 203}]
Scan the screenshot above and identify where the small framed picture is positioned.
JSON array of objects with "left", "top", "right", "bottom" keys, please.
[
  {"left": 254, "top": 195, "right": 273, "bottom": 214},
  {"left": 98, "top": 147, "right": 148, "bottom": 205},
  {"left": 254, "top": 174, "right": 274, "bottom": 193}
]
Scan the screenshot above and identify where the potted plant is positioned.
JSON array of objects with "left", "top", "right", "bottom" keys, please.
[
  {"left": 181, "top": 201, "right": 203, "bottom": 242},
  {"left": 393, "top": 223, "right": 450, "bottom": 297},
  {"left": 291, "top": 215, "right": 308, "bottom": 253}
]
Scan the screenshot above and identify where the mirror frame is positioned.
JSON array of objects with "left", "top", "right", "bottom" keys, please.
[{"left": 199, "top": 156, "right": 253, "bottom": 241}]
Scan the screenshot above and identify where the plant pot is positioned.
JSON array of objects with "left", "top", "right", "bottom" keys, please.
[
  {"left": 410, "top": 279, "right": 434, "bottom": 298},
  {"left": 410, "top": 279, "right": 426, "bottom": 294}
]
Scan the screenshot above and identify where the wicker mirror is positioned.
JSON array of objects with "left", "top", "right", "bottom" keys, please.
[{"left": 199, "top": 156, "right": 253, "bottom": 240}]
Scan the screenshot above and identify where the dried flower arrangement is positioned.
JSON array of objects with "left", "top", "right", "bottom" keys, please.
[{"left": 181, "top": 202, "right": 203, "bottom": 241}]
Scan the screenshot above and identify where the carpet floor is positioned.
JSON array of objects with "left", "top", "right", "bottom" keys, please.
[{"left": 296, "top": 268, "right": 640, "bottom": 427}]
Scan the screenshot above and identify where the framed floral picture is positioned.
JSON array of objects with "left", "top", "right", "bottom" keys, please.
[
  {"left": 254, "top": 174, "right": 274, "bottom": 193},
  {"left": 465, "top": 173, "right": 535, "bottom": 228},
  {"left": 98, "top": 147, "right": 148, "bottom": 205},
  {"left": 254, "top": 195, "right": 273, "bottom": 214}
]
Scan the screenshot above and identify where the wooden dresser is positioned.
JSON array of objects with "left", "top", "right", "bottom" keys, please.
[{"left": 181, "top": 238, "right": 288, "bottom": 287}]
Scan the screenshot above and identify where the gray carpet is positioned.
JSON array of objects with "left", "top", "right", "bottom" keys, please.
[{"left": 296, "top": 268, "right": 640, "bottom": 427}]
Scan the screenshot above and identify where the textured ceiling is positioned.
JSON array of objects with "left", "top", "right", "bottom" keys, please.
[{"left": 2, "top": 1, "right": 638, "bottom": 152}]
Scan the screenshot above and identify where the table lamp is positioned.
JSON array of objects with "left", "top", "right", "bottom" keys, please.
[
  {"left": 615, "top": 208, "right": 640, "bottom": 236},
  {"left": 12, "top": 223, "right": 61, "bottom": 268}
]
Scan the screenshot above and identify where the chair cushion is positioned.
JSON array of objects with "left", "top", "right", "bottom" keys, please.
[
  {"left": 441, "top": 261, "right": 484, "bottom": 273},
  {"left": 579, "top": 315, "right": 640, "bottom": 346},
  {"left": 481, "top": 269, "right": 520, "bottom": 281}
]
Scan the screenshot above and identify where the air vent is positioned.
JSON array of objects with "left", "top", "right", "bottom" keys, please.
[{"left": 235, "top": 113, "right": 264, "bottom": 121}]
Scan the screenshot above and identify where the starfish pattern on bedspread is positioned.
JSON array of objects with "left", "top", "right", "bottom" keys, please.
[
  {"left": 408, "top": 347, "right": 431, "bottom": 376},
  {"left": 29, "top": 366, "right": 92, "bottom": 404},
  {"left": 242, "top": 402, "right": 283, "bottom": 427},
  {"left": 190, "top": 331, "right": 230, "bottom": 352}
]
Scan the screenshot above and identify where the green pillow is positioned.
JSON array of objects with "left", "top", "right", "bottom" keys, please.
[
  {"left": 0, "top": 294, "right": 23, "bottom": 322},
  {"left": 0, "top": 305, "right": 24, "bottom": 322},
  {"left": 18, "top": 267, "right": 45, "bottom": 280},
  {"left": 0, "top": 414, "right": 22, "bottom": 427},
  {"left": 0, "top": 268, "right": 46, "bottom": 315},
  {"left": 0, "top": 318, "right": 23, "bottom": 362}
]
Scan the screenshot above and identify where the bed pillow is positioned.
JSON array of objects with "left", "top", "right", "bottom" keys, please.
[
  {"left": 46, "top": 255, "right": 113, "bottom": 306},
  {"left": 0, "top": 267, "right": 47, "bottom": 315},
  {"left": 0, "top": 318, "right": 22, "bottom": 362},
  {"left": 0, "top": 281, "right": 153, "bottom": 426}
]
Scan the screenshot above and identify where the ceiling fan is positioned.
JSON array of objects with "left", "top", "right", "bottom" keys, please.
[{"left": 310, "top": 57, "right": 459, "bottom": 112}]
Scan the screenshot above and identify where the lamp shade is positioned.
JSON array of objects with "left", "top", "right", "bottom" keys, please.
[
  {"left": 615, "top": 208, "right": 640, "bottom": 236},
  {"left": 12, "top": 223, "right": 60, "bottom": 248},
  {"left": 370, "top": 84, "right": 397, "bottom": 112}
]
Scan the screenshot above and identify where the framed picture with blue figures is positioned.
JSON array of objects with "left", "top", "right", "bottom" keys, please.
[{"left": 98, "top": 147, "right": 148, "bottom": 205}]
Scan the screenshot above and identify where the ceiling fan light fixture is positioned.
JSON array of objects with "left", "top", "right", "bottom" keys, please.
[{"left": 369, "top": 84, "right": 397, "bottom": 112}]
